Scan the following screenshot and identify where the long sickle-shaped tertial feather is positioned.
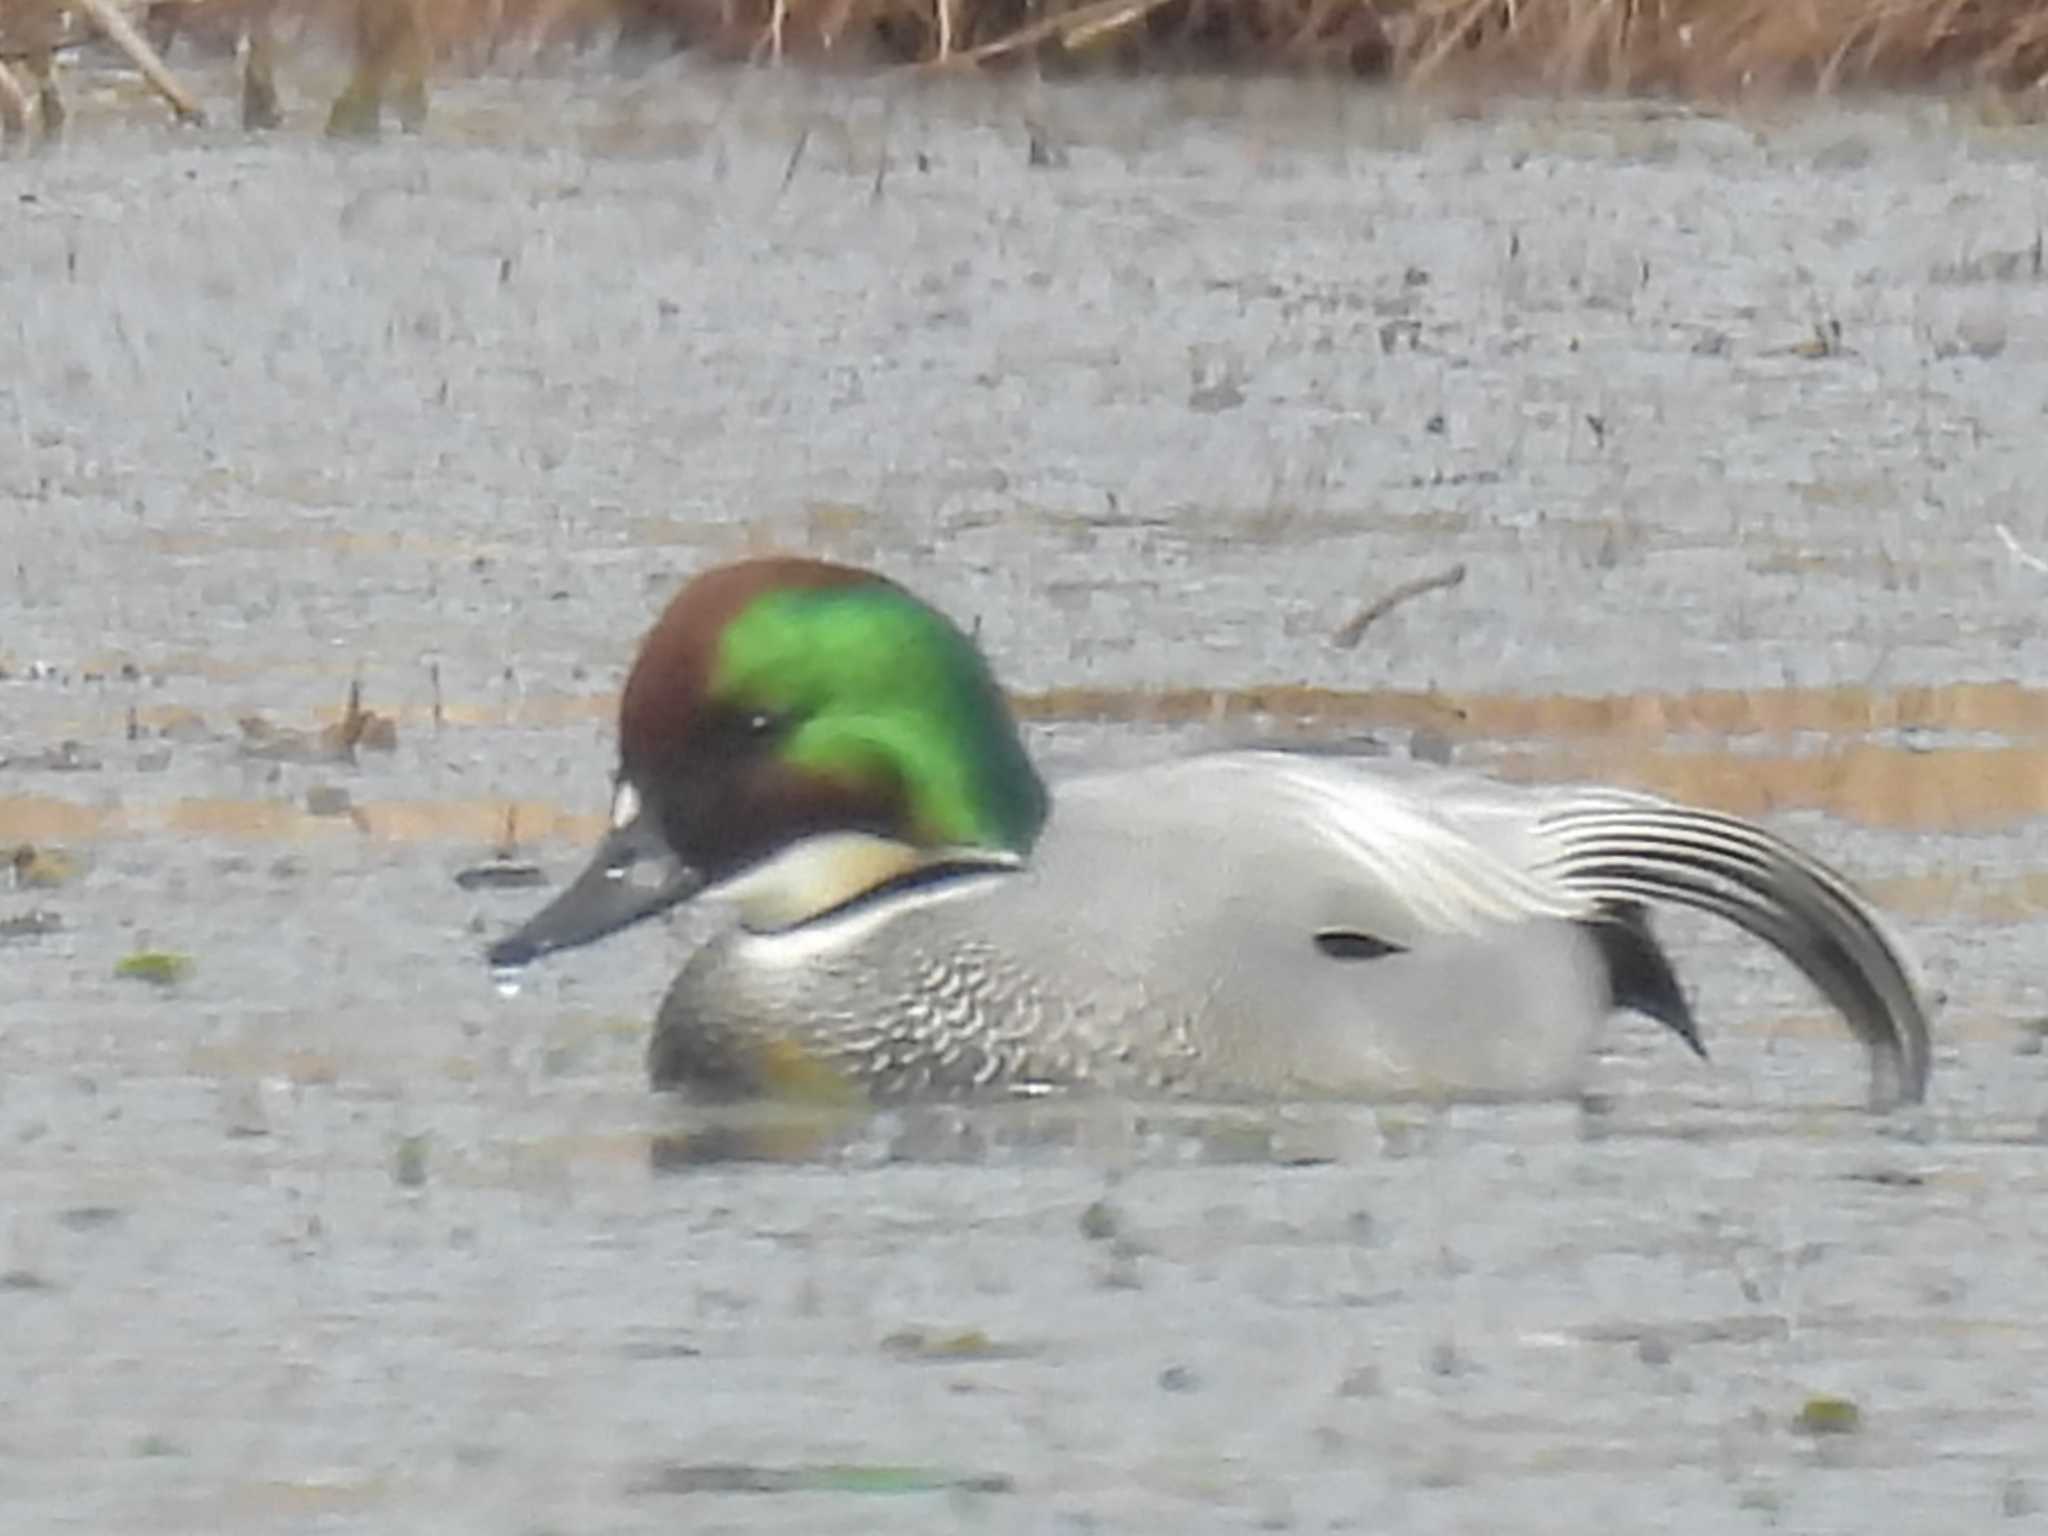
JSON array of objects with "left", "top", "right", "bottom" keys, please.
[{"left": 1534, "top": 795, "right": 1931, "bottom": 1107}]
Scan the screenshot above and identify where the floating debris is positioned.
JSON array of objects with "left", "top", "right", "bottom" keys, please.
[
  {"left": 114, "top": 950, "right": 192, "bottom": 987},
  {"left": 0, "top": 739, "right": 102, "bottom": 772},
  {"left": 1094, "top": 1247, "right": 1144, "bottom": 1291},
  {"left": 156, "top": 710, "right": 214, "bottom": 743},
  {"left": 618, "top": 1331, "right": 703, "bottom": 1361},
  {"left": 55, "top": 1205, "right": 124, "bottom": 1232},
  {"left": 1844, "top": 1166, "right": 1927, "bottom": 1187},
  {"left": 0, "top": 908, "right": 62, "bottom": 940},
  {"left": 1024, "top": 119, "right": 1067, "bottom": 169},
  {"left": 1427, "top": 1339, "right": 1469, "bottom": 1377},
  {"left": 241, "top": 679, "right": 399, "bottom": 763},
  {"left": 1331, "top": 563, "right": 1468, "bottom": 650},
  {"left": 1336, "top": 1365, "right": 1383, "bottom": 1398},
  {"left": 625, "top": 1461, "right": 1014, "bottom": 1497},
  {"left": 9, "top": 845, "right": 82, "bottom": 890},
  {"left": 392, "top": 1133, "right": 430, "bottom": 1189},
  {"left": 1078, "top": 1199, "right": 1120, "bottom": 1241},
  {"left": 238, "top": 717, "right": 324, "bottom": 762},
  {"left": 457, "top": 862, "right": 546, "bottom": 891},
  {"left": 328, "top": 679, "right": 399, "bottom": 756},
  {"left": 1187, "top": 371, "right": 1245, "bottom": 414},
  {"left": 218, "top": 1079, "right": 270, "bottom": 1139},
  {"left": 305, "top": 784, "right": 354, "bottom": 818},
  {"left": 456, "top": 804, "right": 546, "bottom": 890},
  {"left": 1784, "top": 316, "right": 1853, "bottom": 360},
  {"left": 1575, "top": 1315, "right": 1790, "bottom": 1349},
  {"left": 2002, "top": 1477, "right": 2038, "bottom": 1519},
  {"left": 879, "top": 1327, "right": 1033, "bottom": 1363}
]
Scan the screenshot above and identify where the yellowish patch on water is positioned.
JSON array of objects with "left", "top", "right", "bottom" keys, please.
[
  {"left": 187, "top": 1043, "right": 343, "bottom": 1085},
  {"left": 161, "top": 799, "right": 350, "bottom": 840},
  {"left": 1014, "top": 679, "right": 2048, "bottom": 739},
  {"left": 1870, "top": 870, "right": 2048, "bottom": 922},
  {"left": 0, "top": 798, "right": 112, "bottom": 841},
  {"left": 15, "top": 679, "right": 2048, "bottom": 871},
  {"left": 50, "top": 678, "right": 2048, "bottom": 744},
  {"left": 222, "top": 1476, "right": 389, "bottom": 1520},
  {"left": 1699, "top": 1007, "right": 2025, "bottom": 1046},
  {"left": 0, "top": 796, "right": 606, "bottom": 845},
  {"left": 1500, "top": 742, "right": 2048, "bottom": 830},
  {"left": 9, "top": 747, "right": 2046, "bottom": 842},
  {"left": 437, "top": 694, "right": 616, "bottom": 727},
  {"left": 513, "top": 1131, "right": 659, "bottom": 1169},
  {"left": 349, "top": 799, "right": 604, "bottom": 844},
  {"left": 138, "top": 520, "right": 492, "bottom": 561}
]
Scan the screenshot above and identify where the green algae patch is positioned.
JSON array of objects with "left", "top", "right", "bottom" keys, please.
[
  {"left": 114, "top": 950, "right": 192, "bottom": 987},
  {"left": 1792, "top": 1395, "right": 1863, "bottom": 1436},
  {"left": 625, "top": 1461, "right": 1015, "bottom": 1496}
]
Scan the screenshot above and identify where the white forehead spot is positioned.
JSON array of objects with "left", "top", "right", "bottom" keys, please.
[{"left": 610, "top": 780, "right": 641, "bottom": 830}]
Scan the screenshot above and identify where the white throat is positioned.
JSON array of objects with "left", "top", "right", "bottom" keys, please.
[{"left": 709, "top": 831, "right": 1020, "bottom": 932}]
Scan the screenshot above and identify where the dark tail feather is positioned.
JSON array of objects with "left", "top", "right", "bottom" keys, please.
[
  {"left": 1539, "top": 800, "right": 1932, "bottom": 1108},
  {"left": 1584, "top": 904, "right": 1705, "bottom": 1061}
]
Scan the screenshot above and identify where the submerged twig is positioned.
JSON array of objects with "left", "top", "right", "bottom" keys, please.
[
  {"left": 1331, "top": 563, "right": 1467, "bottom": 649},
  {"left": 776, "top": 123, "right": 810, "bottom": 197}
]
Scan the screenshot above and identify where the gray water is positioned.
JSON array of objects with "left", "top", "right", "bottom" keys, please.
[{"left": 4, "top": 57, "right": 2048, "bottom": 1534}]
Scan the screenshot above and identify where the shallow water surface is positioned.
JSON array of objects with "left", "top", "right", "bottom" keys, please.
[{"left": 4, "top": 62, "right": 2048, "bottom": 1534}]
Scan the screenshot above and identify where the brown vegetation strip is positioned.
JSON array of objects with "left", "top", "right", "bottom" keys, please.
[
  {"left": 7, "top": 743, "right": 2048, "bottom": 844},
  {"left": 164, "top": 679, "right": 2048, "bottom": 738},
  {"left": 1869, "top": 870, "right": 2048, "bottom": 924},
  {"left": 1010, "top": 680, "right": 2048, "bottom": 740},
  {"left": 384, "top": 0, "right": 2048, "bottom": 94},
  {"left": 1493, "top": 743, "right": 2048, "bottom": 832},
  {"left": 14, "top": 781, "right": 2048, "bottom": 918},
  {"left": 42, "top": 681, "right": 2048, "bottom": 744},
  {"left": 0, "top": 794, "right": 603, "bottom": 845}
]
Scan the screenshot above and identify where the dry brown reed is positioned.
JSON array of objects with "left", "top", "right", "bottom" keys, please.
[
  {"left": 13, "top": 1, "right": 2045, "bottom": 94},
  {"left": 374, "top": 0, "right": 2048, "bottom": 93}
]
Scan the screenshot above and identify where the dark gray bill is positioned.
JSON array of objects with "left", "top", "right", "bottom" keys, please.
[{"left": 485, "top": 809, "right": 704, "bottom": 970}]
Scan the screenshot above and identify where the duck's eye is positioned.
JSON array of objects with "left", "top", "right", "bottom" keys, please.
[
  {"left": 711, "top": 706, "right": 791, "bottom": 754},
  {"left": 723, "top": 709, "right": 790, "bottom": 750}
]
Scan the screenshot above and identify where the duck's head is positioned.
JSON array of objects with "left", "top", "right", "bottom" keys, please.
[{"left": 487, "top": 556, "right": 1048, "bottom": 968}]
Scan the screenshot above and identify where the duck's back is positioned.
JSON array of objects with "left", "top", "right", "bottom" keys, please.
[{"left": 1011, "top": 753, "right": 1614, "bottom": 1098}]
